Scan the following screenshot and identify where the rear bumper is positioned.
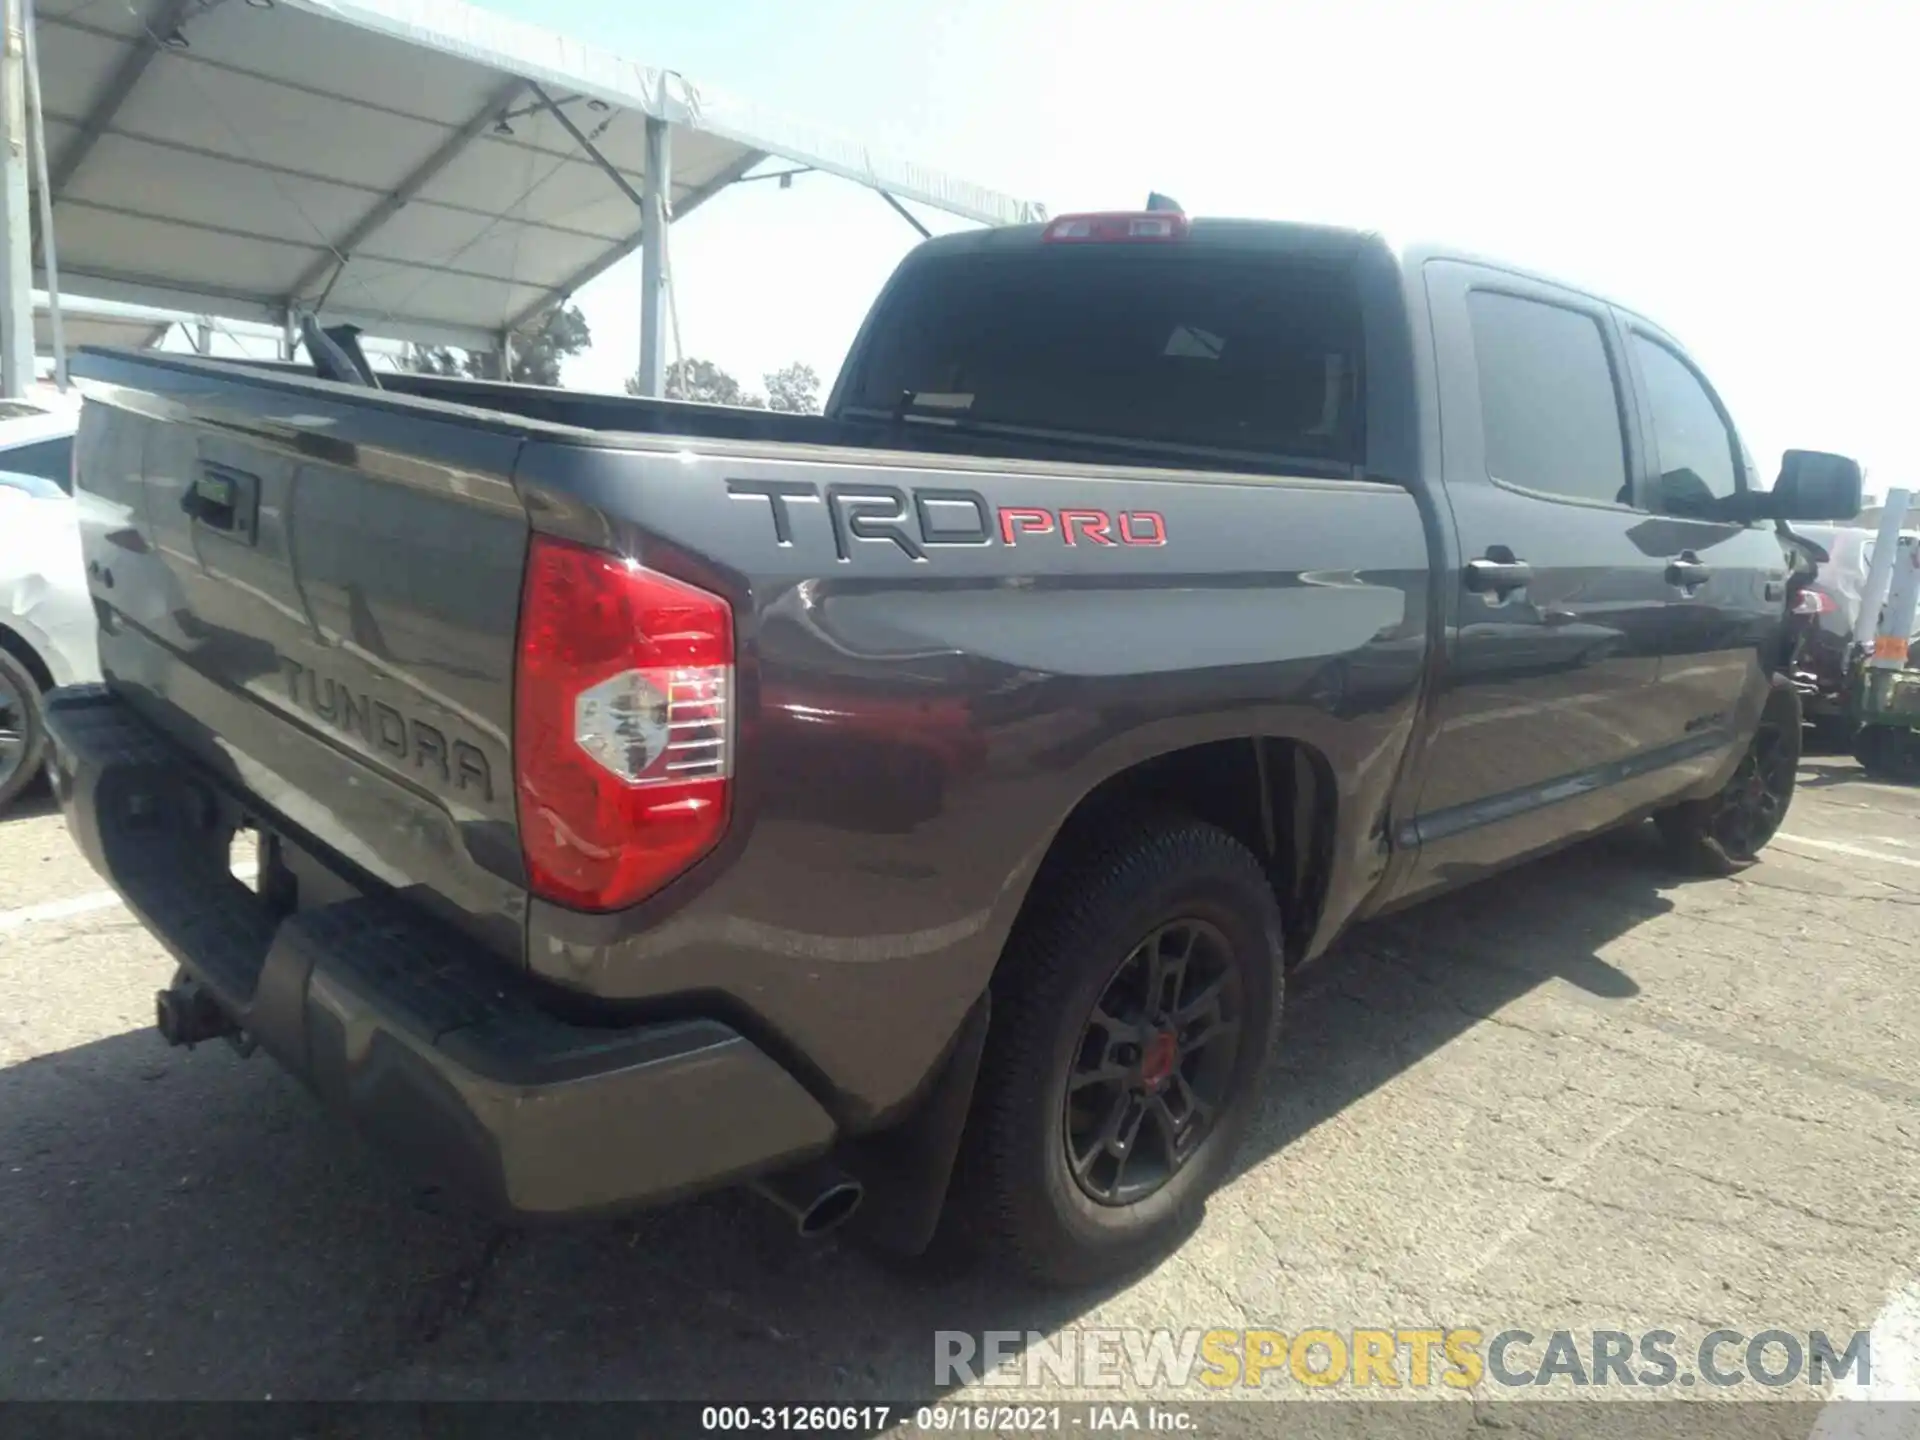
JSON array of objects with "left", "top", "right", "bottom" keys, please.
[{"left": 41, "top": 685, "right": 837, "bottom": 1219}]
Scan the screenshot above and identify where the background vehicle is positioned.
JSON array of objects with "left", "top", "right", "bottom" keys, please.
[
  {"left": 43, "top": 216, "right": 1859, "bottom": 1286},
  {"left": 1809, "top": 500, "right": 1920, "bottom": 782},
  {"left": 0, "top": 398, "right": 97, "bottom": 812},
  {"left": 1784, "top": 523, "right": 1875, "bottom": 743},
  {"left": 1785, "top": 522, "right": 1920, "bottom": 748}
]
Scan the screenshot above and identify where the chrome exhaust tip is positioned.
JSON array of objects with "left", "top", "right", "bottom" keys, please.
[{"left": 751, "top": 1160, "right": 865, "bottom": 1238}]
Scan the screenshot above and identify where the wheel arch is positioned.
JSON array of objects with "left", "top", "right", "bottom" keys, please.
[
  {"left": 0, "top": 624, "right": 56, "bottom": 693},
  {"left": 1003, "top": 735, "right": 1339, "bottom": 977},
  {"left": 851, "top": 733, "right": 1341, "bottom": 1261}
]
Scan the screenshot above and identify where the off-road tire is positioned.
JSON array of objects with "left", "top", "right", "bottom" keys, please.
[
  {"left": 955, "top": 817, "right": 1284, "bottom": 1288},
  {"left": 0, "top": 647, "right": 48, "bottom": 814},
  {"left": 1656, "top": 680, "right": 1801, "bottom": 875},
  {"left": 1855, "top": 724, "right": 1920, "bottom": 783}
]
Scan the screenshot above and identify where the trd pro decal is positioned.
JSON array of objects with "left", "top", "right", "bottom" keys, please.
[{"left": 729, "top": 480, "right": 1165, "bottom": 560}]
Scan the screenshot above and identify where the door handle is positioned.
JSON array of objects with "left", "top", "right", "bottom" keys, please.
[
  {"left": 1465, "top": 556, "right": 1533, "bottom": 595},
  {"left": 1666, "top": 553, "right": 1711, "bottom": 589}
]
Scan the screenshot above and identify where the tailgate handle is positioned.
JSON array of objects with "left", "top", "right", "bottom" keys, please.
[{"left": 183, "top": 462, "right": 260, "bottom": 544}]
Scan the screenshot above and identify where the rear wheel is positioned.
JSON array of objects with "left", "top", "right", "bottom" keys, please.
[
  {"left": 1855, "top": 724, "right": 1920, "bottom": 783},
  {"left": 1656, "top": 683, "right": 1801, "bottom": 875},
  {"left": 0, "top": 648, "right": 48, "bottom": 814},
  {"left": 956, "top": 817, "right": 1283, "bottom": 1288},
  {"left": 1806, "top": 712, "right": 1859, "bottom": 754}
]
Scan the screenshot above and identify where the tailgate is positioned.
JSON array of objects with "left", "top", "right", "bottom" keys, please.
[{"left": 71, "top": 354, "right": 531, "bottom": 961}]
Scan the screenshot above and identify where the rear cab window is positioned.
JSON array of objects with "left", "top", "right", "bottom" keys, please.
[{"left": 839, "top": 244, "right": 1365, "bottom": 471}]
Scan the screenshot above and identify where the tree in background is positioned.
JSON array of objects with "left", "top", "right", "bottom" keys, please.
[
  {"left": 506, "top": 305, "right": 591, "bottom": 387},
  {"left": 627, "top": 357, "right": 823, "bottom": 411},
  {"left": 764, "top": 362, "right": 822, "bottom": 414},
  {"left": 403, "top": 344, "right": 463, "bottom": 376},
  {"left": 634, "top": 357, "right": 761, "bottom": 406},
  {"left": 398, "top": 305, "right": 592, "bottom": 385}
]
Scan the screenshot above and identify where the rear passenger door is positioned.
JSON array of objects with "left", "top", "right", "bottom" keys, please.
[
  {"left": 1619, "top": 322, "right": 1789, "bottom": 781},
  {"left": 1398, "top": 261, "right": 1676, "bottom": 899}
]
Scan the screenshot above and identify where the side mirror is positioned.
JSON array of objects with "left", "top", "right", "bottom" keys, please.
[{"left": 1771, "top": 450, "right": 1863, "bottom": 521}]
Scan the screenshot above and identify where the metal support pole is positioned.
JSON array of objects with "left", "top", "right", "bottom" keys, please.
[
  {"left": 280, "top": 309, "right": 297, "bottom": 362},
  {"left": 498, "top": 327, "right": 513, "bottom": 383},
  {"left": 878, "top": 190, "right": 931, "bottom": 239},
  {"left": 194, "top": 319, "right": 212, "bottom": 356},
  {"left": 636, "top": 116, "right": 671, "bottom": 398},
  {"left": 531, "top": 84, "right": 645, "bottom": 211},
  {"left": 1870, "top": 536, "right": 1920, "bottom": 672},
  {"left": 22, "top": 0, "right": 60, "bottom": 389},
  {"left": 0, "top": 0, "right": 36, "bottom": 397},
  {"left": 1854, "top": 488, "right": 1913, "bottom": 649}
]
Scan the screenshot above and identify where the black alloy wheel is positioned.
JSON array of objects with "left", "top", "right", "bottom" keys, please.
[
  {"left": 1657, "top": 680, "right": 1802, "bottom": 875},
  {"left": 1707, "top": 706, "right": 1795, "bottom": 856},
  {"left": 953, "top": 816, "right": 1283, "bottom": 1287},
  {"left": 1064, "top": 919, "right": 1241, "bottom": 1207}
]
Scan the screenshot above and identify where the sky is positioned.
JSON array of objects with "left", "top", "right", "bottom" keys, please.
[{"left": 480, "top": 0, "right": 1906, "bottom": 490}]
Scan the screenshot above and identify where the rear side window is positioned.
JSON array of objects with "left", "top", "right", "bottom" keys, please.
[
  {"left": 846, "top": 251, "right": 1362, "bottom": 463},
  {"left": 1468, "top": 291, "right": 1629, "bottom": 507},
  {"left": 1630, "top": 335, "right": 1742, "bottom": 518},
  {"left": 0, "top": 435, "right": 74, "bottom": 492}
]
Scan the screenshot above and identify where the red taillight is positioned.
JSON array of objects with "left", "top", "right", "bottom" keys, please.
[
  {"left": 1041, "top": 211, "right": 1190, "bottom": 244},
  {"left": 1793, "top": 588, "right": 1838, "bottom": 616},
  {"left": 514, "top": 535, "right": 734, "bottom": 911}
]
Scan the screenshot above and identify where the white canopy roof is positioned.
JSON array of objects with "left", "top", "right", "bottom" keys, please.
[{"left": 33, "top": 0, "right": 1045, "bottom": 351}]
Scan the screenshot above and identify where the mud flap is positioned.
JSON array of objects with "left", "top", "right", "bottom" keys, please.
[{"left": 840, "top": 994, "right": 989, "bottom": 1256}]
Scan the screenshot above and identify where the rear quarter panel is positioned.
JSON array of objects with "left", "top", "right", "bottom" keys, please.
[{"left": 516, "top": 440, "right": 1431, "bottom": 1123}]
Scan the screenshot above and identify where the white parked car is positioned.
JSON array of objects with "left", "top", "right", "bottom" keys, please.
[{"left": 0, "top": 396, "right": 99, "bottom": 812}]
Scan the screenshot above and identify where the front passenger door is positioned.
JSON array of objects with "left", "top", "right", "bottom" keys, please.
[
  {"left": 1399, "top": 263, "right": 1676, "bottom": 900},
  {"left": 1622, "top": 325, "right": 1790, "bottom": 782}
]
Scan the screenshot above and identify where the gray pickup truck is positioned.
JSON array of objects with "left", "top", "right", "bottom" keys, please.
[{"left": 46, "top": 210, "right": 1860, "bottom": 1286}]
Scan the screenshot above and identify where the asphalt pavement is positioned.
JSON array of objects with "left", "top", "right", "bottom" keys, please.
[{"left": 0, "top": 754, "right": 1915, "bottom": 1428}]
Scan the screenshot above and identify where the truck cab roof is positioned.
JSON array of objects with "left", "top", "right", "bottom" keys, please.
[{"left": 910, "top": 214, "right": 1669, "bottom": 341}]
